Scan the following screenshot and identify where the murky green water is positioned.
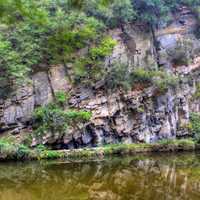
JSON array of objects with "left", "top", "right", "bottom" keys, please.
[{"left": 0, "top": 153, "right": 200, "bottom": 200}]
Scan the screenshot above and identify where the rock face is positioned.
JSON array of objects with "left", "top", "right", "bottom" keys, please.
[
  {"left": 68, "top": 73, "right": 199, "bottom": 147},
  {"left": 156, "top": 6, "right": 200, "bottom": 71},
  {"left": 0, "top": 65, "right": 69, "bottom": 134},
  {"left": 0, "top": 6, "right": 200, "bottom": 148},
  {"left": 106, "top": 25, "right": 157, "bottom": 69}
]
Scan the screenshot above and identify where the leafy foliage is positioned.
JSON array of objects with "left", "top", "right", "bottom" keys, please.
[
  {"left": 0, "top": 34, "right": 28, "bottom": 97},
  {"left": 55, "top": 91, "right": 69, "bottom": 106},
  {"left": 33, "top": 103, "right": 92, "bottom": 141},
  {"left": 85, "top": 0, "right": 200, "bottom": 28},
  {"left": 74, "top": 36, "right": 117, "bottom": 84},
  {"left": 0, "top": 0, "right": 106, "bottom": 94},
  {"left": 85, "top": 0, "right": 136, "bottom": 28},
  {"left": 47, "top": 12, "right": 104, "bottom": 65},
  {"left": 90, "top": 37, "right": 117, "bottom": 59},
  {"left": 0, "top": 139, "right": 32, "bottom": 160},
  {"left": 167, "top": 38, "right": 194, "bottom": 66},
  {"left": 104, "top": 63, "right": 131, "bottom": 90},
  {"left": 190, "top": 113, "right": 200, "bottom": 143},
  {"left": 193, "top": 83, "right": 200, "bottom": 99},
  {"left": 0, "top": 0, "right": 199, "bottom": 97},
  {"left": 33, "top": 104, "right": 69, "bottom": 137},
  {"left": 104, "top": 64, "right": 179, "bottom": 92}
]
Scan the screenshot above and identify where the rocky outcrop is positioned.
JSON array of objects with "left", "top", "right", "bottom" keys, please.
[
  {"left": 67, "top": 72, "right": 198, "bottom": 147},
  {"left": 0, "top": 65, "right": 69, "bottom": 134},
  {"left": 156, "top": 6, "right": 200, "bottom": 71},
  {"left": 0, "top": 6, "right": 200, "bottom": 149},
  {"left": 106, "top": 25, "right": 157, "bottom": 69}
]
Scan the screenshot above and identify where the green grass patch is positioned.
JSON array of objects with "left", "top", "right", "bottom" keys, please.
[{"left": 0, "top": 138, "right": 198, "bottom": 161}]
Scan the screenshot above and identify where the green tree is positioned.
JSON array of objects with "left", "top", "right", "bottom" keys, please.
[
  {"left": 47, "top": 11, "right": 104, "bottom": 81},
  {"left": 0, "top": 34, "right": 28, "bottom": 97}
]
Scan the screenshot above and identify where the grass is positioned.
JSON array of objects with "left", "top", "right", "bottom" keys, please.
[
  {"left": 0, "top": 138, "right": 198, "bottom": 161},
  {"left": 157, "top": 138, "right": 195, "bottom": 146},
  {"left": 0, "top": 139, "right": 33, "bottom": 160}
]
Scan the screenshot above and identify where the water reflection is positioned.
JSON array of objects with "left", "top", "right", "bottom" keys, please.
[{"left": 0, "top": 153, "right": 200, "bottom": 200}]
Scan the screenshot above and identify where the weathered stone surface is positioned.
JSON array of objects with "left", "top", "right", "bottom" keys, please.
[
  {"left": 0, "top": 85, "right": 34, "bottom": 131},
  {"left": 33, "top": 71, "right": 53, "bottom": 106},
  {"left": 49, "top": 65, "right": 70, "bottom": 93},
  {"left": 0, "top": 66, "right": 68, "bottom": 132},
  {"left": 107, "top": 25, "right": 157, "bottom": 69},
  {"left": 156, "top": 6, "right": 200, "bottom": 71}
]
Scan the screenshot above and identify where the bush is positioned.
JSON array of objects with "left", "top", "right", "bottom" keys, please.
[
  {"left": 90, "top": 37, "right": 117, "bottom": 60},
  {"left": 33, "top": 103, "right": 92, "bottom": 143},
  {"left": 104, "top": 63, "right": 131, "bottom": 90},
  {"left": 15, "top": 144, "right": 31, "bottom": 159},
  {"left": 39, "top": 150, "right": 64, "bottom": 159},
  {"left": 153, "top": 73, "right": 179, "bottom": 93},
  {"left": 190, "top": 112, "right": 200, "bottom": 143},
  {"left": 0, "top": 139, "right": 32, "bottom": 160},
  {"left": 129, "top": 68, "right": 154, "bottom": 84},
  {"left": 104, "top": 64, "right": 179, "bottom": 92},
  {"left": 74, "top": 36, "right": 117, "bottom": 84},
  {"left": 66, "top": 110, "right": 92, "bottom": 123},
  {"left": 33, "top": 104, "right": 68, "bottom": 137},
  {"left": 55, "top": 91, "right": 69, "bottom": 106},
  {"left": 0, "top": 34, "right": 29, "bottom": 97}
]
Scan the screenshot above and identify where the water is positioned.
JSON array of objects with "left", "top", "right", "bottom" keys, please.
[{"left": 0, "top": 153, "right": 200, "bottom": 200}]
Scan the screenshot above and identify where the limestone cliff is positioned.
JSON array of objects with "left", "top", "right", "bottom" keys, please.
[{"left": 1, "top": 6, "right": 200, "bottom": 149}]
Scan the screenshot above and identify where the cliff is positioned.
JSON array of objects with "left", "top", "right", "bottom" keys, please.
[{"left": 1, "top": 6, "right": 200, "bottom": 149}]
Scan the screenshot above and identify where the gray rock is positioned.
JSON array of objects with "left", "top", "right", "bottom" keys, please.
[{"left": 33, "top": 71, "right": 53, "bottom": 106}]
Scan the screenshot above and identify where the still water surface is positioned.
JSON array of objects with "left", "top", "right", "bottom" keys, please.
[{"left": 0, "top": 153, "right": 200, "bottom": 200}]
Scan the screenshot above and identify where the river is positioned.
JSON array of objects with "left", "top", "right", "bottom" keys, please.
[{"left": 0, "top": 152, "right": 200, "bottom": 200}]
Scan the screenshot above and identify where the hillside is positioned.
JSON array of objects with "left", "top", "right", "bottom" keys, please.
[{"left": 1, "top": 0, "right": 200, "bottom": 152}]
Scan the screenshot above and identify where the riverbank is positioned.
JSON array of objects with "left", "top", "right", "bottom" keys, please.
[{"left": 0, "top": 139, "right": 200, "bottom": 161}]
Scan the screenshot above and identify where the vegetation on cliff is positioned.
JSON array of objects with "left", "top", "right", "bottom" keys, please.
[
  {"left": 32, "top": 92, "right": 92, "bottom": 144},
  {"left": 0, "top": 0, "right": 200, "bottom": 152},
  {"left": 0, "top": 0, "right": 200, "bottom": 96},
  {"left": 190, "top": 113, "right": 200, "bottom": 143}
]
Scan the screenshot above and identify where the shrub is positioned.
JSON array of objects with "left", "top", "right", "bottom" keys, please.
[
  {"left": 0, "top": 34, "right": 29, "bottom": 97},
  {"left": 133, "top": 0, "right": 172, "bottom": 26},
  {"left": 190, "top": 112, "right": 200, "bottom": 143},
  {"left": 74, "top": 36, "right": 117, "bottom": 84},
  {"left": 129, "top": 68, "right": 179, "bottom": 92},
  {"left": 35, "top": 144, "right": 47, "bottom": 152},
  {"left": 0, "top": 139, "right": 32, "bottom": 160},
  {"left": 33, "top": 104, "right": 69, "bottom": 137},
  {"left": 15, "top": 144, "right": 32, "bottom": 159},
  {"left": 104, "top": 64, "right": 179, "bottom": 92},
  {"left": 90, "top": 37, "right": 117, "bottom": 60},
  {"left": 129, "top": 68, "right": 154, "bottom": 85},
  {"left": 55, "top": 91, "right": 69, "bottom": 106},
  {"left": 66, "top": 110, "right": 92, "bottom": 123},
  {"left": 153, "top": 73, "right": 179, "bottom": 93},
  {"left": 40, "top": 150, "right": 64, "bottom": 159},
  {"left": 33, "top": 103, "right": 92, "bottom": 143},
  {"left": 104, "top": 63, "right": 131, "bottom": 90}
]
